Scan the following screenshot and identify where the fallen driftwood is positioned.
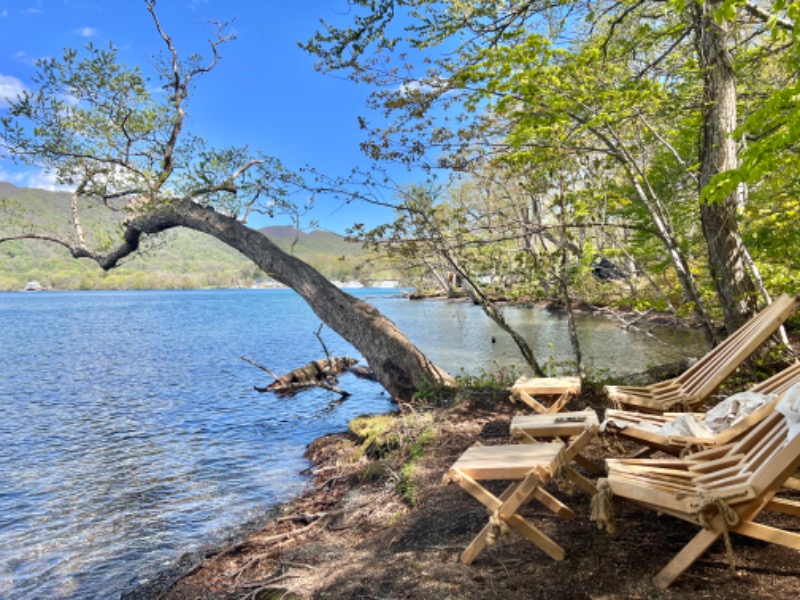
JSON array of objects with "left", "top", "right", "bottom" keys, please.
[
  {"left": 241, "top": 356, "right": 358, "bottom": 396},
  {"left": 347, "top": 365, "right": 377, "bottom": 381}
]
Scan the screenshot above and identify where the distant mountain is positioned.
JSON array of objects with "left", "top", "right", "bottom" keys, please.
[
  {"left": 0, "top": 183, "right": 391, "bottom": 290},
  {"left": 259, "top": 225, "right": 365, "bottom": 257}
]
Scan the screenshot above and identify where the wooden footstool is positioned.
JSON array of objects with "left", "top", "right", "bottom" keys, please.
[
  {"left": 510, "top": 376, "right": 581, "bottom": 414},
  {"left": 510, "top": 410, "right": 604, "bottom": 488}
]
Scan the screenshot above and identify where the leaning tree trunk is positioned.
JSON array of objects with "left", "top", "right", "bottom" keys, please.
[
  {"left": 695, "top": 1, "right": 757, "bottom": 331},
  {"left": 96, "top": 198, "right": 452, "bottom": 401}
]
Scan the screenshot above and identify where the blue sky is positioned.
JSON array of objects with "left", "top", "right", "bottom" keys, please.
[{"left": 0, "top": 0, "right": 412, "bottom": 233}]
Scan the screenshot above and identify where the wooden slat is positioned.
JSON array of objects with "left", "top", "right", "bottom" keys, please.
[
  {"left": 511, "top": 410, "right": 598, "bottom": 439},
  {"left": 451, "top": 443, "right": 564, "bottom": 480},
  {"left": 687, "top": 453, "right": 744, "bottom": 474},
  {"left": 530, "top": 487, "right": 575, "bottom": 521},
  {"left": 733, "top": 521, "right": 800, "bottom": 550},
  {"left": 607, "top": 457, "right": 689, "bottom": 469},
  {"left": 512, "top": 376, "right": 581, "bottom": 396},
  {"left": 764, "top": 497, "right": 800, "bottom": 517}
]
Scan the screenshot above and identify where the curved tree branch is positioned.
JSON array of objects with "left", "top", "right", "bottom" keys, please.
[{"left": 743, "top": 2, "right": 794, "bottom": 31}]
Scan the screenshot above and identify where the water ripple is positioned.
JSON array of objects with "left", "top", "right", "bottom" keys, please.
[{"left": 0, "top": 289, "right": 703, "bottom": 598}]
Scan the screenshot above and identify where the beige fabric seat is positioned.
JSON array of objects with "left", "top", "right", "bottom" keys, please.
[{"left": 604, "top": 361, "right": 800, "bottom": 456}]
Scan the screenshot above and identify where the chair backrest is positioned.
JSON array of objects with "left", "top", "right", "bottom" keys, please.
[
  {"left": 751, "top": 361, "right": 800, "bottom": 395},
  {"left": 693, "top": 403, "right": 800, "bottom": 499},
  {"left": 677, "top": 294, "right": 798, "bottom": 397}
]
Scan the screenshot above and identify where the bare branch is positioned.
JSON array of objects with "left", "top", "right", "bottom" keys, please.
[
  {"left": 146, "top": 0, "right": 184, "bottom": 186},
  {"left": 743, "top": 2, "right": 794, "bottom": 31},
  {"left": 635, "top": 110, "right": 699, "bottom": 184},
  {"left": 0, "top": 233, "right": 82, "bottom": 254},
  {"left": 600, "top": 0, "right": 649, "bottom": 58},
  {"left": 230, "top": 159, "right": 265, "bottom": 181}
]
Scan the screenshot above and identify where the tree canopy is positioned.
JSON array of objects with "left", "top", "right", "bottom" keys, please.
[{"left": 304, "top": 0, "right": 800, "bottom": 339}]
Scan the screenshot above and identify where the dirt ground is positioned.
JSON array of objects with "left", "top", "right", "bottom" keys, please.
[{"left": 147, "top": 388, "right": 800, "bottom": 600}]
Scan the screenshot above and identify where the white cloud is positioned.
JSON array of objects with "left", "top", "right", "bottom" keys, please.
[
  {"left": 75, "top": 26, "right": 98, "bottom": 37},
  {"left": 0, "top": 168, "right": 29, "bottom": 185},
  {"left": 2, "top": 9, "right": 8, "bottom": 17},
  {"left": 26, "top": 169, "right": 73, "bottom": 191},
  {"left": 14, "top": 51, "right": 40, "bottom": 66},
  {"left": 396, "top": 76, "right": 451, "bottom": 98},
  {"left": 0, "top": 73, "right": 27, "bottom": 108},
  {"left": 21, "top": 8, "right": 44, "bottom": 15},
  {"left": 0, "top": 167, "right": 72, "bottom": 191}
]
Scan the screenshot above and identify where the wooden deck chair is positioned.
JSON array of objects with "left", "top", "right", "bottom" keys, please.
[
  {"left": 443, "top": 422, "right": 599, "bottom": 564},
  {"left": 604, "top": 361, "right": 800, "bottom": 456},
  {"left": 604, "top": 293, "right": 798, "bottom": 413},
  {"left": 596, "top": 390, "right": 800, "bottom": 589},
  {"left": 509, "top": 376, "right": 581, "bottom": 414}
]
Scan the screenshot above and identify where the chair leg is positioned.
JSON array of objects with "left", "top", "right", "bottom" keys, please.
[
  {"left": 506, "top": 513, "right": 565, "bottom": 560},
  {"left": 653, "top": 526, "right": 720, "bottom": 589},
  {"left": 517, "top": 390, "right": 547, "bottom": 413},
  {"left": 531, "top": 487, "right": 575, "bottom": 520},
  {"left": 460, "top": 522, "right": 494, "bottom": 565},
  {"left": 545, "top": 391, "right": 573, "bottom": 414},
  {"left": 459, "top": 513, "right": 566, "bottom": 563},
  {"left": 563, "top": 465, "right": 598, "bottom": 496},
  {"left": 574, "top": 453, "right": 604, "bottom": 476},
  {"left": 451, "top": 467, "right": 566, "bottom": 564}
]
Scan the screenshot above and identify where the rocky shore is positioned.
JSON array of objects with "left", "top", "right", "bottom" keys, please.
[{"left": 137, "top": 378, "right": 800, "bottom": 600}]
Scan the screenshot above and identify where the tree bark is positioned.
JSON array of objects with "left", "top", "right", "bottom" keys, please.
[
  {"left": 695, "top": 1, "right": 757, "bottom": 331},
  {"left": 96, "top": 198, "right": 453, "bottom": 401}
]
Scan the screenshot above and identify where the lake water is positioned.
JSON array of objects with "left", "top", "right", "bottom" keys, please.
[{"left": 0, "top": 289, "right": 705, "bottom": 599}]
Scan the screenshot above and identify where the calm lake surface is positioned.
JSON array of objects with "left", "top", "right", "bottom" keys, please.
[{"left": 0, "top": 289, "right": 705, "bottom": 598}]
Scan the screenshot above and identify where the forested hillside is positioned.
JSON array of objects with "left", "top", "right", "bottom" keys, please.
[{"left": 0, "top": 183, "right": 380, "bottom": 290}]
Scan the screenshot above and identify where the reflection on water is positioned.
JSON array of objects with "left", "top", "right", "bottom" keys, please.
[
  {"left": 0, "top": 289, "right": 705, "bottom": 598},
  {"left": 380, "top": 297, "right": 706, "bottom": 377}
]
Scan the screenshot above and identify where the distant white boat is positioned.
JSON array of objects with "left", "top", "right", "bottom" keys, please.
[
  {"left": 341, "top": 280, "right": 364, "bottom": 289},
  {"left": 332, "top": 280, "right": 365, "bottom": 289},
  {"left": 23, "top": 281, "right": 43, "bottom": 292},
  {"left": 372, "top": 279, "right": 400, "bottom": 288}
]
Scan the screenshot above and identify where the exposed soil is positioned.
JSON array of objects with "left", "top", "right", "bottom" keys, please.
[{"left": 150, "top": 389, "right": 800, "bottom": 600}]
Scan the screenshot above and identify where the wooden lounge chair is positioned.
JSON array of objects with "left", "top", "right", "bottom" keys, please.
[
  {"left": 604, "top": 361, "right": 800, "bottom": 456},
  {"left": 443, "top": 422, "right": 599, "bottom": 564},
  {"left": 604, "top": 293, "right": 798, "bottom": 413},
  {"left": 596, "top": 389, "right": 800, "bottom": 589},
  {"left": 509, "top": 376, "right": 581, "bottom": 414}
]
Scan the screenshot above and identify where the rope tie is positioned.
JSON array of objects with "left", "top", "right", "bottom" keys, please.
[
  {"left": 590, "top": 478, "right": 617, "bottom": 535},
  {"left": 696, "top": 495, "right": 740, "bottom": 578},
  {"left": 551, "top": 451, "right": 571, "bottom": 492},
  {"left": 487, "top": 510, "right": 511, "bottom": 546}
]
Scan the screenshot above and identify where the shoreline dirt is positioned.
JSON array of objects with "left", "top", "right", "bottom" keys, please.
[{"left": 142, "top": 383, "right": 800, "bottom": 600}]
